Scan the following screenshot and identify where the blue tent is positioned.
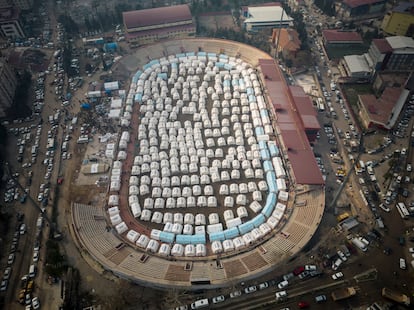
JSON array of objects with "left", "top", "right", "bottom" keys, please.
[
  {"left": 159, "top": 231, "right": 175, "bottom": 243},
  {"left": 209, "top": 231, "right": 225, "bottom": 242},
  {"left": 238, "top": 221, "right": 254, "bottom": 235},
  {"left": 263, "top": 160, "right": 273, "bottom": 173},
  {"left": 224, "top": 227, "right": 239, "bottom": 239},
  {"left": 268, "top": 142, "right": 279, "bottom": 157},
  {"left": 176, "top": 234, "right": 192, "bottom": 244},
  {"left": 251, "top": 214, "right": 266, "bottom": 228}
]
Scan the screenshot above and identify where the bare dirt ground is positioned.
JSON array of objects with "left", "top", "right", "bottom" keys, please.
[{"left": 199, "top": 13, "right": 238, "bottom": 32}]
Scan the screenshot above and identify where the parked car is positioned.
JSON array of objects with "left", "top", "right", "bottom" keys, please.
[
  {"left": 244, "top": 286, "right": 257, "bottom": 294},
  {"left": 315, "top": 295, "right": 327, "bottom": 303},
  {"left": 332, "top": 272, "right": 343, "bottom": 280},
  {"left": 212, "top": 295, "right": 225, "bottom": 304},
  {"left": 229, "top": 290, "right": 242, "bottom": 298}
]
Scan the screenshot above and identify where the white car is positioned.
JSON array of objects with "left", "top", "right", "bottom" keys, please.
[
  {"left": 305, "top": 265, "right": 317, "bottom": 271},
  {"left": 32, "top": 297, "right": 40, "bottom": 310},
  {"left": 259, "top": 282, "right": 269, "bottom": 290},
  {"left": 229, "top": 290, "right": 242, "bottom": 298},
  {"left": 33, "top": 251, "right": 39, "bottom": 263},
  {"left": 409, "top": 248, "right": 414, "bottom": 253},
  {"left": 400, "top": 258, "right": 407, "bottom": 270},
  {"left": 277, "top": 280, "right": 288, "bottom": 289},
  {"left": 244, "top": 286, "right": 257, "bottom": 294},
  {"left": 212, "top": 295, "right": 225, "bottom": 304},
  {"left": 332, "top": 272, "right": 343, "bottom": 280},
  {"left": 337, "top": 250, "right": 347, "bottom": 261}
]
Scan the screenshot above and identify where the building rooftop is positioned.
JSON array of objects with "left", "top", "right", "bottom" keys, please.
[
  {"left": 245, "top": 6, "right": 292, "bottom": 24},
  {"left": 372, "top": 38, "right": 393, "bottom": 53},
  {"left": 344, "top": 54, "right": 371, "bottom": 74},
  {"left": 359, "top": 87, "right": 402, "bottom": 127},
  {"left": 123, "top": 4, "right": 192, "bottom": 30},
  {"left": 277, "top": 28, "right": 301, "bottom": 52},
  {"left": 258, "top": 59, "right": 324, "bottom": 185},
  {"left": 322, "top": 30, "right": 363, "bottom": 43},
  {"left": 385, "top": 36, "right": 414, "bottom": 50}
]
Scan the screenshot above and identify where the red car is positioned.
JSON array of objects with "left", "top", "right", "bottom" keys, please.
[
  {"left": 293, "top": 266, "right": 305, "bottom": 276},
  {"left": 298, "top": 301, "right": 310, "bottom": 309}
]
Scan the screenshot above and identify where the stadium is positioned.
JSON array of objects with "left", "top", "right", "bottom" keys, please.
[{"left": 71, "top": 37, "right": 325, "bottom": 290}]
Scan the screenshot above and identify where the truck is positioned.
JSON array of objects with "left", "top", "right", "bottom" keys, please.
[
  {"left": 381, "top": 287, "right": 410, "bottom": 306},
  {"left": 331, "top": 287, "right": 356, "bottom": 301},
  {"left": 352, "top": 237, "right": 367, "bottom": 252}
]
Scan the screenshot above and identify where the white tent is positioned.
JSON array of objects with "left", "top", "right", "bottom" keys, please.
[
  {"left": 144, "top": 198, "right": 154, "bottom": 209},
  {"left": 158, "top": 243, "right": 171, "bottom": 256},
  {"left": 172, "top": 223, "right": 183, "bottom": 234},
  {"left": 110, "top": 214, "right": 122, "bottom": 226},
  {"left": 151, "top": 211, "right": 163, "bottom": 224},
  {"left": 171, "top": 244, "right": 184, "bottom": 256},
  {"left": 140, "top": 209, "right": 152, "bottom": 221},
  {"left": 108, "top": 195, "right": 119, "bottom": 206},
  {"left": 185, "top": 244, "right": 196, "bottom": 257},
  {"left": 195, "top": 214, "right": 206, "bottom": 225},
  {"left": 242, "top": 232, "right": 254, "bottom": 245},
  {"left": 184, "top": 213, "right": 194, "bottom": 225},
  {"left": 233, "top": 237, "right": 246, "bottom": 250},
  {"left": 236, "top": 194, "right": 247, "bottom": 206},
  {"left": 146, "top": 239, "right": 159, "bottom": 253},
  {"left": 150, "top": 229, "right": 161, "bottom": 240},
  {"left": 174, "top": 213, "right": 184, "bottom": 224},
  {"left": 211, "top": 241, "right": 223, "bottom": 254},
  {"left": 126, "top": 230, "right": 140, "bottom": 243},
  {"left": 196, "top": 244, "right": 206, "bottom": 257},
  {"left": 107, "top": 206, "right": 119, "bottom": 217},
  {"left": 237, "top": 206, "right": 248, "bottom": 218},
  {"left": 183, "top": 224, "right": 193, "bottom": 235},
  {"left": 163, "top": 212, "right": 173, "bottom": 224},
  {"left": 224, "top": 210, "right": 234, "bottom": 221},
  {"left": 130, "top": 202, "right": 141, "bottom": 218},
  {"left": 223, "top": 239, "right": 235, "bottom": 252},
  {"left": 115, "top": 222, "right": 128, "bottom": 234},
  {"left": 219, "top": 184, "right": 229, "bottom": 195},
  {"left": 249, "top": 201, "right": 262, "bottom": 213},
  {"left": 209, "top": 213, "right": 220, "bottom": 225}
]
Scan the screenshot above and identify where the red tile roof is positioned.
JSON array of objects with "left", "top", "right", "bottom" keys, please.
[
  {"left": 359, "top": 87, "right": 402, "bottom": 126},
  {"left": 123, "top": 5, "right": 192, "bottom": 30},
  {"left": 372, "top": 38, "right": 393, "bottom": 53},
  {"left": 322, "top": 30, "right": 363, "bottom": 43},
  {"left": 258, "top": 59, "right": 324, "bottom": 185}
]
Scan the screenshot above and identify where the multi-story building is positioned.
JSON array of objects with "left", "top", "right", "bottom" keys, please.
[
  {"left": 242, "top": 3, "right": 293, "bottom": 33},
  {"left": 381, "top": 2, "right": 414, "bottom": 37},
  {"left": 0, "top": 58, "right": 17, "bottom": 117},
  {"left": 272, "top": 28, "right": 301, "bottom": 60},
  {"left": 0, "top": 6, "right": 25, "bottom": 39},
  {"left": 122, "top": 5, "right": 195, "bottom": 46},
  {"left": 336, "top": 0, "right": 387, "bottom": 21},
  {"left": 384, "top": 36, "right": 414, "bottom": 71}
]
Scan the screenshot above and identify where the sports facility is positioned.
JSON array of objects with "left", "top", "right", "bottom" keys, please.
[{"left": 71, "top": 38, "right": 325, "bottom": 289}]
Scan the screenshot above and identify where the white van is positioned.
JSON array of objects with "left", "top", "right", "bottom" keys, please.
[
  {"left": 191, "top": 298, "right": 209, "bottom": 309},
  {"left": 29, "top": 264, "right": 36, "bottom": 278}
]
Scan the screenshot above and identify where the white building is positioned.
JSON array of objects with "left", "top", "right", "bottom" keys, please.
[{"left": 243, "top": 5, "right": 293, "bottom": 33}]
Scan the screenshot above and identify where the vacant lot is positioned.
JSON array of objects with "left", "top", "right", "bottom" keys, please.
[{"left": 199, "top": 12, "right": 238, "bottom": 32}]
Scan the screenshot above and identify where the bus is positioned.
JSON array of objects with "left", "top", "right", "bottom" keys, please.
[{"left": 396, "top": 202, "right": 410, "bottom": 219}]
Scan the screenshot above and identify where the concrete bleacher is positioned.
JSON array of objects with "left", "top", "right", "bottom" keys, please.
[{"left": 241, "top": 251, "right": 267, "bottom": 272}]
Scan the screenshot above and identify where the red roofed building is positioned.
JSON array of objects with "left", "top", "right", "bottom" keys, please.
[
  {"left": 122, "top": 5, "right": 195, "bottom": 46},
  {"left": 259, "top": 59, "right": 323, "bottom": 185},
  {"left": 272, "top": 28, "right": 301, "bottom": 59},
  {"left": 322, "top": 30, "right": 363, "bottom": 47},
  {"left": 357, "top": 87, "right": 409, "bottom": 130}
]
